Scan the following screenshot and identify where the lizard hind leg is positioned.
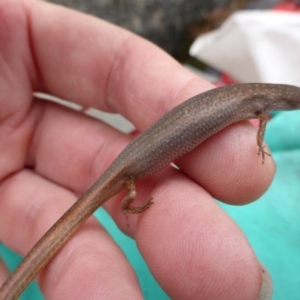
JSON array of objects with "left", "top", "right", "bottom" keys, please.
[{"left": 121, "top": 178, "right": 154, "bottom": 227}]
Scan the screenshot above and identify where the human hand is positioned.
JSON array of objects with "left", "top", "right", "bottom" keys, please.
[{"left": 0, "top": 0, "right": 274, "bottom": 298}]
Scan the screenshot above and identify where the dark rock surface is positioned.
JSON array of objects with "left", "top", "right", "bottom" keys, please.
[
  {"left": 47, "top": 0, "right": 279, "bottom": 59},
  {"left": 48, "top": 0, "right": 232, "bottom": 59}
]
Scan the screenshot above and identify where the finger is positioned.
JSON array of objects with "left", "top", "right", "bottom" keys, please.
[
  {"left": 28, "top": 0, "right": 212, "bottom": 126},
  {"left": 0, "top": 170, "right": 143, "bottom": 298},
  {"left": 176, "top": 120, "right": 275, "bottom": 204},
  {"left": 106, "top": 167, "right": 268, "bottom": 299},
  {"left": 27, "top": 98, "right": 274, "bottom": 213}
]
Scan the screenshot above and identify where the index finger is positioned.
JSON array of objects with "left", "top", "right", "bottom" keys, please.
[{"left": 30, "top": 1, "right": 213, "bottom": 131}]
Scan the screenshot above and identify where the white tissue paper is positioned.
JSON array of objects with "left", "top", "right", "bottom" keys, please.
[{"left": 189, "top": 11, "right": 300, "bottom": 85}]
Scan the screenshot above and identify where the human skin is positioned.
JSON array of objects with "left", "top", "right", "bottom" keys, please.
[{"left": 0, "top": 0, "right": 274, "bottom": 299}]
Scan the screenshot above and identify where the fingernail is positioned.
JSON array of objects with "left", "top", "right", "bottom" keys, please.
[{"left": 258, "top": 264, "right": 273, "bottom": 300}]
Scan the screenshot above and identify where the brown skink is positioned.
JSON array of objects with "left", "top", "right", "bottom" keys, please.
[{"left": 1, "top": 83, "right": 300, "bottom": 299}]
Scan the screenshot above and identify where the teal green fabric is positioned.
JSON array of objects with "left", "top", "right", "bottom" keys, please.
[{"left": 1, "top": 111, "right": 299, "bottom": 299}]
